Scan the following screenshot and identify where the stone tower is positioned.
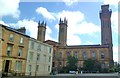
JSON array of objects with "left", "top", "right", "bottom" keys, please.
[
  {"left": 37, "top": 21, "right": 46, "bottom": 42},
  {"left": 59, "top": 17, "right": 68, "bottom": 46},
  {"left": 99, "top": 5, "right": 113, "bottom": 66}
]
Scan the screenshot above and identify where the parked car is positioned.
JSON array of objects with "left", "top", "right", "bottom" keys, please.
[{"left": 69, "top": 71, "right": 76, "bottom": 74}]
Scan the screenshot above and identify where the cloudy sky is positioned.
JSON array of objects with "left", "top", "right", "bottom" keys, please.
[{"left": 0, "top": 0, "right": 119, "bottom": 62}]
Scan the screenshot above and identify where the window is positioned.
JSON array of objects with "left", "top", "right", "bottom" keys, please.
[
  {"left": 9, "top": 34, "right": 14, "bottom": 41},
  {"left": 37, "top": 54, "right": 40, "bottom": 61},
  {"left": 101, "top": 51, "right": 105, "bottom": 59},
  {"left": 67, "top": 52, "right": 71, "bottom": 58},
  {"left": 7, "top": 44, "right": 13, "bottom": 56},
  {"left": 52, "top": 62, "right": 55, "bottom": 67},
  {"left": 29, "top": 65, "right": 32, "bottom": 71},
  {"left": 82, "top": 52, "right": 87, "bottom": 60},
  {"left": 53, "top": 51, "right": 56, "bottom": 59},
  {"left": 37, "top": 45, "right": 41, "bottom": 51},
  {"left": 59, "top": 62, "right": 62, "bottom": 66},
  {"left": 59, "top": 52, "right": 62, "bottom": 58},
  {"left": 91, "top": 51, "right": 96, "bottom": 59},
  {"left": 49, "top": 48, "right": 51, "bottom": 53},
  {"left": 31, "top": 42, "right": 34, "bottom": 49},
  {"left": 74, "top": 52, "right": 78, "bottom": 59},
  {"left": 29, "top": 52, "right": 33, "bottom": 60},
  {"left": 36, "top": 65, "right": 39, "bottom": 71},
  {"left": 16, "top": 61, "right": 22, "bottom": 71},
  {"left": 20, "top": 37, "right": 24, "bottom": 44},
  {"left": 49, "top": 56, "right": 51, "bottom": 62},
  {"left": 44, "top": 55, "right": 46, "bottom": 62},
  {"left": 18, "top": 48, "right": 23, "bottom": 57},
  {"left": 48, "top": 66, "right": 50, "bottom": 71}
]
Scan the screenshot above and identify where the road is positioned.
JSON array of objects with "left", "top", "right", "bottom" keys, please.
[{"left": 2, "top": 73, "right": 120, "bottom": 78}]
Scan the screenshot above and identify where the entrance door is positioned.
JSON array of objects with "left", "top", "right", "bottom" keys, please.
[{"left": 4, "top": 60, "right": 10, "bottom": 72}]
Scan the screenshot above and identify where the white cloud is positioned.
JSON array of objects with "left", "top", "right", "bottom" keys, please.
[
  {"left": 118, "top": 45, "right": 120, "bottom": 63},
  {"left": 63, "top": 0, "right": 79, "bottom": 6},
  {"left": 54, "top": 10, "right": 100, "bottom": 45},
  {"left": 104, "top": 0, "right": 119, "bottom": 8},
  {"left": 0, "top": 21, "right": 9, "bottom": 26},
  {"left": 67, "top": 34, "right": 81, "bottom": 45},
  {"left": 0, "top": 0, "right": 20, "bottom": 18},
  {"left": 85, "top": 41, "right": 94, "bottom": 45},
  {"left": 111, "top": 11, "right": 118, "bottom": 34},
  {"left": 9, "top": 19, "right": 38, "bottom": 38},
  {"left": 9, "top": 19, "right": 55, "bottom": 42},
  {"left": 36, "top": 7, "right": 55, "bottom": 20},
  {"left": 45, "top": 26, "right": 56, "bottom": 41}
]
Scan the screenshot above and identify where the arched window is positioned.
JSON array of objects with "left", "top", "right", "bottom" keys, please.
[
  {"left": 91, "top": 51, "right": 96, "bottom": 59},
  {"left": 74, "top": 51, "right": 78, "bottom": 59},
  {"left": 82, "top": 52, "right": 87, "bottom": 60},
  {"left": 60, "top": 52, "right": 62, "bottom": 58},
  {"left": 101, "top": 51, "right": 105, "bottom": 59},
  {"left": 67, "top": 52, "right": 71, "bottom": 58}
]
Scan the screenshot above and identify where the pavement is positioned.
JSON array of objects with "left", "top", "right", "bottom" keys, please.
[
  {"left": 56, "top": 73, "right": 119, "bottom": 76},
  {"left": 2, "top": 73, "right": 120, "bottom": 78}
]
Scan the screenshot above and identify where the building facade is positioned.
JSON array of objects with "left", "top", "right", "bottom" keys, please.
[
  {"left": 100, "top": 5, "right": 113, "bottom": 65},
  {"left": 0, "top": 24, "right": 29, "bottom": 76},
  {"left": 0, "top": 19, "right": 53, "bottom": 77},
  {"left": 59, "top": 45, "right": 109, "bottom": 69},
  {"left": 0, "top": 26, "right": 2, "bottom": 78},
  {"left": 45, "top": 4, "right": 114, "bottom": 72},
  {"left": 25, "top": 38, "right": 53, "bottom": 76}
]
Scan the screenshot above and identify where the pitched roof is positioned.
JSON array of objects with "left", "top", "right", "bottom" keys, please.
[{"left": 0, "top": 24, "right": 30, "bottom": 38}]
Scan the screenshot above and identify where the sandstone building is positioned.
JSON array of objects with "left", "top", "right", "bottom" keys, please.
[
  {"left": 0, "top": 21, "right": 53, "bottom": 76},
  {"left": 0, "top": 24, "right": 29, "bottom": 76},
  {"left": 44, "top": 4, "right": 113, "bottom": 72}
]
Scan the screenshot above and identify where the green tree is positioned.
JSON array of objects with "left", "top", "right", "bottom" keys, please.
[
  {"left": 109, "top": 62, "right": 120, "bottom": 73},
  {"left": 59, "top": 56, "right": 78, "bottom": 73},
  {"left": 67, "top": 56, "right": 78, "bottom": 71},
  {"left": 83, "top": 59, "right": 101, "bottom": 72}
]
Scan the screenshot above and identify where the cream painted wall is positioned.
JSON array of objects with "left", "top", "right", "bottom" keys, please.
[{"left": 25, "top": 38, "right": 53, "bottom": 76}]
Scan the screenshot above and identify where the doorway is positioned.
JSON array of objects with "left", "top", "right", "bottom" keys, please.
[{"left": 4, "top": 60, "right": 10, "bottom": 72}]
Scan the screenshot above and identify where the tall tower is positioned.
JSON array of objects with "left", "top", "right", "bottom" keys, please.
[
  {"left": 59, "top": 17, "right": 68, "bottom": 46},
  {"left": 99, "top": 5, "right": 113, "bottom": 66},
  {"left": 37, "top": 21, "right": 46, "bottom": 42}
]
